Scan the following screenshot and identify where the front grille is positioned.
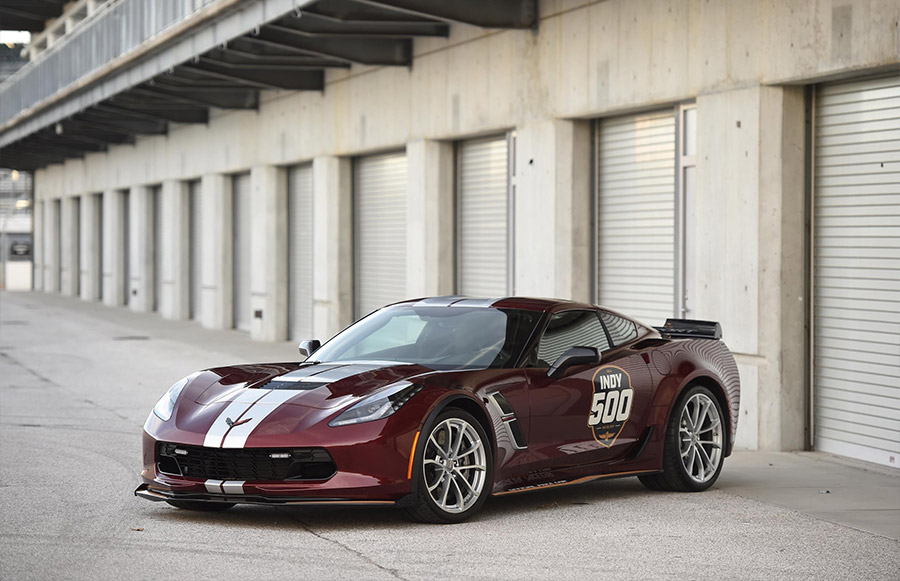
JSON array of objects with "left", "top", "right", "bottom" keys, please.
[{"left": 156, "top": 442, "right": 336, "bottom": 481}]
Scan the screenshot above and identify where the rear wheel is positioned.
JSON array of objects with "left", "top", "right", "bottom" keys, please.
[
  {"left": 165, "top": 500, "right": 235, "bottom": 511},
  {"left": 402, "top": 409, "right": 493, "bottom": 524},
  {"left": 639, "top": 385, "right": 725, "bottom": 492}
]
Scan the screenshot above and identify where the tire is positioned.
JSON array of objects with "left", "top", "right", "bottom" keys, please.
[
  {"left": 640, "top": 385, "right": 725, "bottom": 492},
  {"left": 402, "top": 409, "right": 493, "bottom": 524},
  {"left": 165, "top": 500, "right": 235, "bottom": 511}
]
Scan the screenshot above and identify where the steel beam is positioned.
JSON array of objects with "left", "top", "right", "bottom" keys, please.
[
  {"left": 182, "top": 60, "right": 324, "bottom": 91},
  {"left": 257, "top": 25, "right": 411, "bottom": 66},
  {"left": 352, "top": 0, "right": 538, "bottom": 28}
]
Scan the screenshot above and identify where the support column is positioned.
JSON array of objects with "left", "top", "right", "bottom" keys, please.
[
  {"left": 757, "top": 85, "right": 807, "bottom": 451},
  {"left": 43, "top": 199, "right": 60, "bottom": 293},
  {"left": 79, "top": 193, "right": 101, "bottom": 301},
  {"left": 406, "top": 139, "right": 454, "bottom": 297},
  {"left": 312, "top": 156, "right": 353, "bottom": 341},
  {"left": 128, "top": 185, "right": 154, "bottom": 312},
  {"left": 249, "top": 165, "right": 288, "bottom": 342},
  {"left": 160, "top": 180, "right": 189, "bottom": 320},
  {"left": 102, "top": 189, "right": 126, "bottom": 306},
  {"left": 200, "top": 173, "right": 232, "bottom": 330},
  {"left": 513, "top": 120, "right": 593, "bottom": 300}
]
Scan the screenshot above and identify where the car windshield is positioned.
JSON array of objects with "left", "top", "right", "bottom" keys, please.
[{"left": 311, "top": 306, "right": 541, "bottom": 369}]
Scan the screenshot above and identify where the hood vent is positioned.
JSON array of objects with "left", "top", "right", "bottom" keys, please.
[{"left": 260, "top": 380, "right": 330, "bottom": 391}]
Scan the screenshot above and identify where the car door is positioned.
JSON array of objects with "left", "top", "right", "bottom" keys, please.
[{"left": 524, "top": 309, "right": 652, "bottom": 470}]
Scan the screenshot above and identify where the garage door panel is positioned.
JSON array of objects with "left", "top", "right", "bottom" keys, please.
[
  {"left": 355, "top": 152, "right": 407, "bottom": 317},
  {"left": 816, "top": 404, "right": 900, "bottom": 431},
  {"left": 458, "top": 135, "right": 510, "bottom": 297},
  {"left": 813, "top": 77, "right": 900, "bottom": 468},
  {"left": 816, "top": 384, "right": 900, "bottom": 411},
  {"left": 289, "top": 164, "right": 313, "bottom": 341}
]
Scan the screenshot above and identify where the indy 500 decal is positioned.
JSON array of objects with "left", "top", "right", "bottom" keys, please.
[{"left": 588, "top": 366, "right": 634, "bottom": 447}]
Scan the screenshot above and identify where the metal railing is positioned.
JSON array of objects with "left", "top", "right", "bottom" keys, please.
[{"left": 0, "top": 0, "right": 223, "bottom": 128}]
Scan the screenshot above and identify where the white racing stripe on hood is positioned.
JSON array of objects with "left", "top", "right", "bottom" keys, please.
[
  {"left": 219, "top": 389, "right": 300, "bottom": 448},
  {"left": 202, "top": 389, "right": 271, "bottom": 448}
]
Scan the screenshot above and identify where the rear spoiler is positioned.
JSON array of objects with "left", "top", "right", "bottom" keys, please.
[{"left": 653, "top": 318, "right": 722, "bottom": 340}]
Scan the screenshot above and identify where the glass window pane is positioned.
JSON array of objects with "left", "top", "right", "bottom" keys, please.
[{"left": 536, "top": 311, "right": 610, "bottom": 366}]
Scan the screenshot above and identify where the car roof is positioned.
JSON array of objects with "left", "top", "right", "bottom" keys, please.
[{"left": 387, "top": 296, "right": 599, "bottom": 313}]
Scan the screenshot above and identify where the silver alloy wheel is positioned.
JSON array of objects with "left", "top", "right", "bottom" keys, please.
[
  {"left": 422, "top": 417, "right": 487, "bottom": 514},
  {"left": 678, "top": 392, "right": 723, "bottom": 484}
]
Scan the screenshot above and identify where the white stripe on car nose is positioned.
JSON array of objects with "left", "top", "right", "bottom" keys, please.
[
  {"left": 204, "top": 479, "right": 224, "bottom": 493},
  {"left": 221, "top": 481, "right": 245, "bottom": 494},
  {"left": 202, "top": 389, "right": 271, "bottom": 448},
  {"left": 220, "top": 390, "right": 301, "bottom": 448}
]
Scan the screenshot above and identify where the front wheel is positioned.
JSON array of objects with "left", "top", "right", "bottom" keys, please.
[
  {"left": 402, "top": 409, "right": 493, "bottom": 524},
  {"left": 639, "top": 385, "right": 725, "bottom": 492}
]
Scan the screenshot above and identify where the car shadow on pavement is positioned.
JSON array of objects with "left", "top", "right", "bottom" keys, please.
[{"left": 143, "top": 476, "right": 659, "bottom": 530}]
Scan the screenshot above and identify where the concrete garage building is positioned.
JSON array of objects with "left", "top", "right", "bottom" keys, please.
[{"left": 0, "top": 0, "right": 897, "bottom": 466}]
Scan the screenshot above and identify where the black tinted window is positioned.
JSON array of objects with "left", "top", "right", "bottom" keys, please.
[
  {"left": 601, "top": 311, "right": 638, "bottom": 346},
  {"left": 535, "top": 311, "right": 610, "bottom": 366}
]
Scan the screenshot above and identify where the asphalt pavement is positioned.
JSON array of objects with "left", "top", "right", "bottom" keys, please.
[{"left": 1, "top": 291, "right": 898, "bottom": 580}]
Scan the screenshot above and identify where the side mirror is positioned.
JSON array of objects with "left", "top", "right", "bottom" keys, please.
[
  {"left": 547, "top": 346, "right": 600, "bottom": 380},
  {"left": 298, "top": 339, "right": 321, "bottom": 359}
]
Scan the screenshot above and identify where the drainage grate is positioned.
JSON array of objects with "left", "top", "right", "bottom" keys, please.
[{"left": 112, "top": 336, "right": 150, "bottom": 341}]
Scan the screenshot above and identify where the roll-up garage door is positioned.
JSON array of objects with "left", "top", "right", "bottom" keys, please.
[
  {"left": 288, "top": 164, "right": 314, "bottom": 340},
  {"left": 232, "top": 173, "right": 252, "bottom": 332},
  {"left": 597, "top": 110, "right": 676, "bottom": 326},
  {"left": 152, "top": 185, "right": 162, "bottom": 312},
  {"left": 813, "top": 75, "right": 900, "bottom": 468},
  {"left": 355, "top": 152, "right": 407, "bottom": 317},
  {"left": 458, "top": 135, "right": 511, "bottom": 297},
  {"left": 188, "top": 180, "right": 202, "bottom": 320}
]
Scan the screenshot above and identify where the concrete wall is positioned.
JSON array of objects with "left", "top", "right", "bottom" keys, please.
[{"left": 30, "top": 0, "right": 900, "bottom": 452}]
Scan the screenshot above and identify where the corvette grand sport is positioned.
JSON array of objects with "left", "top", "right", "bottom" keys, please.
[{"left": 136, "top": 297, "right": 740, "bottom": 523}]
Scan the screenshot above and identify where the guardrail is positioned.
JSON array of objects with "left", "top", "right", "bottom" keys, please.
[{"left": 0, "top": 0, "right": 222, "bottom": 128}]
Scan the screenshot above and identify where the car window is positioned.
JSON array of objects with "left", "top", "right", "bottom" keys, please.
[
  {"left": 600, "top": 311, "right": 638, "bottom": 346},
  {"left": 534, "top": 310, "right": 610, "bottom": 367},
  {"left": 345, "top": 313, "right": 428, "bottom": 358},
  {"left": 312, "top": 306, "right": 541, "bottom": 369}
]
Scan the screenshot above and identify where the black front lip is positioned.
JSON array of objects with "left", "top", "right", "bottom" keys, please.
[{"left": 134, "top": 482, "right": 407, "bottom": 506}]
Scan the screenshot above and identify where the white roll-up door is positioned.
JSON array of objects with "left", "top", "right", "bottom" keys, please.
[
  {"left": 813, "top": 75, "right": 900, "bottom": 469},
  {"left": 457, "top": 135, "right": 511, "bottom": 297},
  {"left": 232, "top": 173, "right": 252, "bottom": 332},
  {"left": 152, "top": 185, "right": 162, "bottom": 312},
  {"left": 596, "top": 110, "right": 676, "bottom": 326},
  {"left": 288, "top": 164, "right": 314, "bottom": 340},
  {"left": 355, "top": 152, "right": 407, "bottom": 317},
  {"left": 188, "top": 180, "right": 202, "bottom": 320}
]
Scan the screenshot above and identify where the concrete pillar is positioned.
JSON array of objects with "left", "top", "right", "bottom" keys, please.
[
  {"left": 406, "top": 139, "right": 455, "bottom": 297},
  {"left": 312, "top": 156, "right": 353, "bottom": 341},
  {"left": 79, "top": 193, "right": 102, "bottom": 301},
  {"left": 756, "top": 85, "right": 807, "bottom": 451},
  {"left": 249, "top": 165, "right": 289, "bottom": 342},
  {"left": 200, "top": 173, "right": 232, "bottom": 330},
  {"left": 159, "top": 180, "right": 190, "bottom": 320},
  {"left": 43, "top": 199, "right": 60, "bottom": 293},
  {"left": 32, "top": 200, "right": 43, "bottom": 292},
  {"left": 102, "top": 189, "right": 127, "bottom": 307},
  {"left": 512, "top": 120, "right": 593, "bottom": 300},
  {"left": 128, "top": 185, "right": 154, "bottom": 313}
]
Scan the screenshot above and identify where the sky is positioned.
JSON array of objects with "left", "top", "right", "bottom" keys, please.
[{"left": 0, "top": 31, "right": 31, "bottom": 45}]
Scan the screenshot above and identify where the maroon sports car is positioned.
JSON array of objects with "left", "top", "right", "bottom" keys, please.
[{"left": 135, "top": 296, "right": 740, "bottom": 523}]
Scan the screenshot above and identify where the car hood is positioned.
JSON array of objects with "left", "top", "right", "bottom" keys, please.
[{"left": 188, "top": 360, "right": 436, "bottom": 410}]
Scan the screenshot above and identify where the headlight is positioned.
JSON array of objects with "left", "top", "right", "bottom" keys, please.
[
  {"left": 329, "top": 382, "right": 423, "bottom": 427},
  {"left": 152, "top": 377, "right": 190, "bottom": 422}
]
